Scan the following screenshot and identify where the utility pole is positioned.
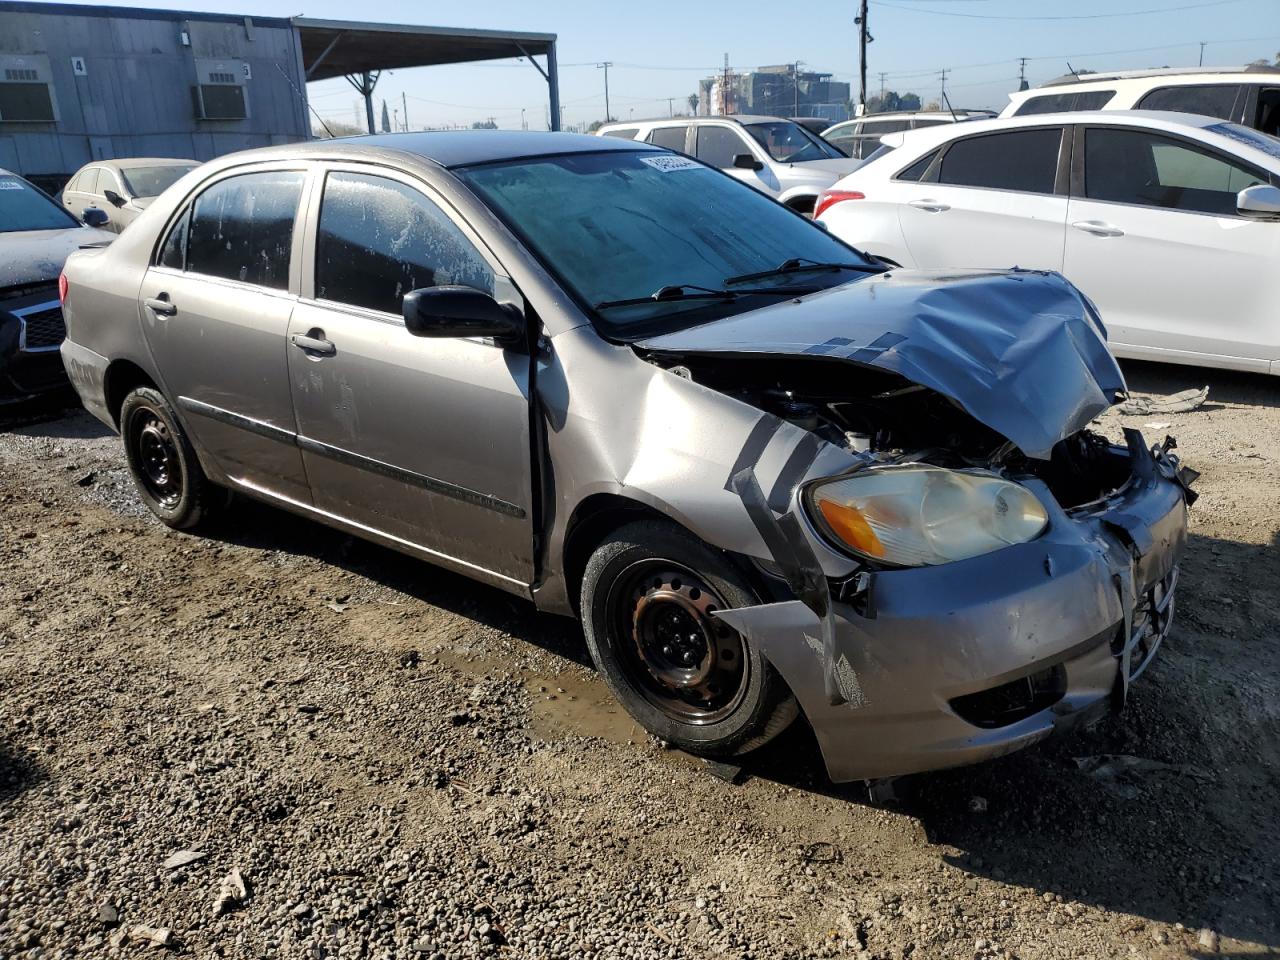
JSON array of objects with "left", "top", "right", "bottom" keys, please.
[
  {"left": 793, "top": 61, "right": 800, "bottom": 115},
  {"left": 666, "top": 96, "right": 674, "bottom": 117},
  {"left": 597, "top": 62, "right": 612, "bottom": 122},
  {"left": 1199, "top": 41, "right": 1207, "bottom": 66},
  {"left": 855, "top": 0, "right": 870, "bottom": 116},
  {"left": 722, "top": 53, "right": 731, "bottom": 115},
  {"left": 938, "top": 68, "right": 949, "bottom": 106},
  {"left": 877, "top": 71, "right": 887, "bottom": 103},
  {"left": 402, "top": 91, "right": 409, "bottom": 131},
  {"left": 1017, "top": 57, "right": 1029, "bottom": 92}
]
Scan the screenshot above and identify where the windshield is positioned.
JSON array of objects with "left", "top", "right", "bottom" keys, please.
[
  {"left": 0, "top": 174, "right": 79, "bottom": 233},
  {"left": 120, "top": 164, "right": 197, "bottom": 199},
  {"left": 456, "top": 150, "right": 873, "bottom": 338},
  {"left": 744, "top": 121, "right": 841, "bottom": 162}
]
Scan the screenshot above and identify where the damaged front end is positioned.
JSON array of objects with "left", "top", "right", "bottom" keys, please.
[{"left": 633, "top": 269, "right": 1196, "bottom": 782}]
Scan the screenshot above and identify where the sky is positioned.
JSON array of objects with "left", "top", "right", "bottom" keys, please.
[{"left": 67, "top": 0, "right": 1280, "bottom": 130}]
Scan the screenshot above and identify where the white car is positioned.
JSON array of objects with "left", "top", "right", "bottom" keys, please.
[
  {"left": 1001, "top": 66, "right": 1280, "bottom": 138},
  {"left": 814, "top": 111, "right": 1280, "bottom": 375},
  {"left": 822, "top": 110, "right": 994, "bottom": 159},
  {"left": 597, "top": 116, "right": 860, "bottom": 214}
]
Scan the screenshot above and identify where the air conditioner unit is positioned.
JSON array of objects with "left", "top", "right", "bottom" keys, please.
[
  {"left": 192, "top": 58, "right": 249, "bottom": 120},
  {"left": 0, "top": 55, "right": 58, "bottom": 123}
]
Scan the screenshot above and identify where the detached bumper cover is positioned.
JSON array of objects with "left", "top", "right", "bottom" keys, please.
[{"left": 717, "top": 433, "right": 1190, "bottom": 783}]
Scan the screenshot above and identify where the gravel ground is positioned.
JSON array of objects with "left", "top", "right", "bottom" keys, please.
[{"left": 1, "top": 359, "right": 1277, "bottom": 960}]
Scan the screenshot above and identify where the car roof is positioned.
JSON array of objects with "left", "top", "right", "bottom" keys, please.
[
  {"left": 862, "top": 110, "right": 1279, "bottom": 169},
  {"left": 92, "top": 157, "right": 201, "bottom": 170},
  {"left": 1035, "top": 65, "right": 1280, "bottom": 88},
  {"left": 193, "top": 131, "right": 660, "bottom": 173},
  {"left": 602, "top": 115, "right": 788, "bottom": 129}
]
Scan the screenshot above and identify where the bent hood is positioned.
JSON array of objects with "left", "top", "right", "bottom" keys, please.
[
  {"left": 634, "top": 268, "right": 1126, "bottom": 460},
  {"left": 0, "top": 226, "right": 114, "bottom": 288}
]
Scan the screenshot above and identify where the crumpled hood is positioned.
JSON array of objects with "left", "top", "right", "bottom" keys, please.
[
  {"left": 0, "top": 226, "right": 114, "bottom": 288},
  {"left": 635, "top": 267, "right": 1126, "bottom": 460}
]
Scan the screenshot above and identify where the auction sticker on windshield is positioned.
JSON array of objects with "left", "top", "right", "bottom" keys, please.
[
  {"left": 0, "top": 177, "right": 23, "bottom": 190},
  {"left": 639, "top": 155, "right": 702, "bottom": 172}
]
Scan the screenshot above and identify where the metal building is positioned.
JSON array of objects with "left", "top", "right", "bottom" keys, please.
[{"left": 0, "top": 2, "right": 560, "bottom": 193}]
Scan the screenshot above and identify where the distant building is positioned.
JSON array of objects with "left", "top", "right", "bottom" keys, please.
[
  {"left": 0, "top": 2, "right": 310, "bottom": 193},
  {"left": 0, "top": 2, "right": 562, "bottom": 195},
  {"left": 698, "top": 65, "right": 851, "bottom": 123}
]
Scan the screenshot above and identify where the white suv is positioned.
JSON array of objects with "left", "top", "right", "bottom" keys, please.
[
  {"left": 814, "top": 111, "right": 1280, "bottom": 375},
  {"left": 597, "top": 116, "right": 860, "bottom": 214},
  {"left": 1001, "top": 67, "right": 1280, "bottom": 137},
  {"left": 822, "top": 110, "right": 994, "bottom": 159}
]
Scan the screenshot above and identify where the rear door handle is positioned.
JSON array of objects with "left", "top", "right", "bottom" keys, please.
[
  {"left": 291, "top": 332, "right": 336, "bottom": 356},
  {"left": 1071, "top": 220, "right": 1125, "bottom": 238},
  {"left": 144, "top": 296, "right": 177, "bottom": 317},
  {"left": 908, "top": 199, "right": 950, "bottom": 212}
]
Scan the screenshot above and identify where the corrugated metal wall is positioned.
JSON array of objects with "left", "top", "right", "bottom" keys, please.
[{"left": 0, "top": 3, "right": 310, "bottom": 187}]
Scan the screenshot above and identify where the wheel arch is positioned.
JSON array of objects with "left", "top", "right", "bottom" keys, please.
[{"left": 103, "top": 358, "right": 159, "bottom": 428}]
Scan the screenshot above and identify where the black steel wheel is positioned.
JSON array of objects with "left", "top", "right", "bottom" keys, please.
[
  {"left": 582, "top": 520, "right": 798, "bottom": 756},
  {"left": 609, "top": 560, "right": 748, "bottom": 725},
  {"left": 119, "top": 386, "right": 221, "bottom": 530}
]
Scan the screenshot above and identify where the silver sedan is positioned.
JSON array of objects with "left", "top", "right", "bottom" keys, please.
[{"left": 58, "top": 132, "right": 1195, "bottom": 783}]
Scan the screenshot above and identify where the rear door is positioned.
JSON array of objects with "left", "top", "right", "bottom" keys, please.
[
  {"left": 896, "top": 126, "right": 1069, "bottom": 271},
  {"left": 64, "top": 167, "right": 99, "bottom": 219},
  {"left": 138, "top": 165, "right": 311, "bottom": 501},
  {"left": 646, "top": 124, "right": 691, "bottom": 154},
  {"left": 1063, "top": 124, "right": 1280, "bottom": 369},
  {"left": 288, "top": 165, "right": 535, "bottom": 586}
]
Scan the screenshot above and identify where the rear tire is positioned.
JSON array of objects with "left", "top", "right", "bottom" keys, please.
[
  {"left": 119, "top": 386, "right": 221, "bottom": 530},
  {"left": 581, "top": 520, "right": 798, "bottom": 756}
]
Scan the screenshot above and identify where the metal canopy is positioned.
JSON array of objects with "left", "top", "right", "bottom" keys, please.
[{"left": 294, "top": 17, "right": 560, "bottom": 132}]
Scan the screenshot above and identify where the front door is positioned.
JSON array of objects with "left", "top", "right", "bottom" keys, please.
[
  {"left": 288, "top": 167, "right": 535, "bottom": 586},
  {"left": 138, "top": 166, "right": 311, "bottom": 501},
  {"left": 1063, "top": 125, "right": 1280, "bottom": 370},
  {"left": 896, "top": 126, "right": 1069, "bottom": 272},
  {"left": 695, "top": 124, "right": 778, "bottom": 195}
]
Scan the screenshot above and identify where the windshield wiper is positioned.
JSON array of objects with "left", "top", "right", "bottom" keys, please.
[
  {"left": 594, "top": 282, "right": 819, "bottom": 311},
  {"left": 723, "top": 257, "right": 886, "bottom": 286}
]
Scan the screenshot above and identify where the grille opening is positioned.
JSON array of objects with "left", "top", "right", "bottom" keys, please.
[
  {"left": 950, "top": 664, "right": 1067, "bottom": 729},
  {"left": 21, "top": 307, "right": 66, "bottom": 349}
]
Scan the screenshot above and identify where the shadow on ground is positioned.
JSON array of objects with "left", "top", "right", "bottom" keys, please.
[{"left": 0, "top": 739, "right": 45, "bottom": 806}]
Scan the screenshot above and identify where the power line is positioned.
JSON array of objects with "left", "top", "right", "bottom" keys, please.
[{"left": 875, "top": 0, "right": 1247, "bottom": 20}]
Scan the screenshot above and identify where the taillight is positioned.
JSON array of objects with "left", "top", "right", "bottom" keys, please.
[
  {"left": 814, "top": 190, "right": 865, "bottom": 220},
  {"left": 58, "top": 271, "right": 69, "bottom": 305}
]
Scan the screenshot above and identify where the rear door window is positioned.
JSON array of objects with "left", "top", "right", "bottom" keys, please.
[
  {"left": 695, "top": 125, "right": 751, "bottom": 168},
  {"left": 938, "top": 128, "right": 1062, "bottom": 193},
  {"left": 1083, "top": 127, "right": 1266, "bottom": 216},
  {"left": 186, "top": 170, "right": 305, "bottom": 289},
  {"left": 647, "top": 126, "right": 690, "bottom": 152},
  {"left": 896, "top": 150, "right": 939, "bottom": 182},
  {"left": 1137, "top": 84, "right": 1241, "bottom": 121},
  {"left": 80, "top": 168, "right": 101, "bottom": 195},
  {"left": 315, "top": 171, "right": 494, "bottom": 316}
]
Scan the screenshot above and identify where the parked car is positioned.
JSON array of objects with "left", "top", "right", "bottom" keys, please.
[
  {"left": 815, "top": 111, "right": 1280, "bottom": 375},
  {"left": 822, "top": 110, "right": 995, "bottom": 159},
  {"left": 1001, "top": 66, "right": 1280, "bottom": 137},
  {"left": 596, "top": 116, "right": 859, "bottom": 214},
  {"left": 1, "top": 168, "right": 113, "bottom": 404},
  {"left": 60, "top": 132, "right": 1194, "bottom": 783},
  {"left": 62, "top": 158, "right": 200, "bottom": 234}
]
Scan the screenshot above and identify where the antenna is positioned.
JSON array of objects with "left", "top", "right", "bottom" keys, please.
[{"left": 941, "top": 88, "right": 958, "bottom": 121}]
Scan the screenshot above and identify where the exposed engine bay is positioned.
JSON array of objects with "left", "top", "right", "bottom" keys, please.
[{"left": 646, "top": 353, "right": 1134, "bottom": 511}]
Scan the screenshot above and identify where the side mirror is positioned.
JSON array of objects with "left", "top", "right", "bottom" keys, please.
[
  {"left": 1237, "top": 183, "right": 1280, "bottom": 218},
  {"left": 103, "top": 189, "right": 126, "bottom": 208},
  {"left": 81, "top": 207, "right": 110, "bottom": 227},
  {"left": 733, "top": 153, "right": 764, "bottom": 171},
  {"left": 402, "top": 286, "right": 524, "bottom": 344}
]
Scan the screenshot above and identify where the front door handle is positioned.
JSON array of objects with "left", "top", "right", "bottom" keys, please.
[
  {"left": 1071, "top": 220, "right": 1125, "bottom": 238},
  {"left": 291, "top": 332, "right": 336, "bottom": 356},
  {"left": 144, "top": 295, "right": 177, "bottom": 317},
  {"left": 908, "top": 199, "right": 950, "bottom": 213}
]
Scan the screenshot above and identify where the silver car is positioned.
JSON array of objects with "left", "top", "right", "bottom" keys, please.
[
  {"left": 59, "top": 133, "right": 1195, "bottom": 783},
  {"left": 62, "top": 158, "right": 200, "bottom": 234}
]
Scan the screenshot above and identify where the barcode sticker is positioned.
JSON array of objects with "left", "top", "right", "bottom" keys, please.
[{"left": 639, "top": 154, "right": 701, "bottom": 172}]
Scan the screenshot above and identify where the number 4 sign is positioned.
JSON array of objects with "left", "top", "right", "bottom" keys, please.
[{"left": 71, "top": 56, "right": 87, "bottom": 76}]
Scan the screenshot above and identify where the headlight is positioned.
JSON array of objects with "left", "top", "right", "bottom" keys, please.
[{"left": 806, "top": 464, "right": 1048, "bottom": 567}]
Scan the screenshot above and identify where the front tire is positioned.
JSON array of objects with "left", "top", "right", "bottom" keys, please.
[
  {"left": 581, "top": 520, "right": 798, "bottom": 756},
  {"left": 119, "top": 386, "right": 220, "bottom": 530}
]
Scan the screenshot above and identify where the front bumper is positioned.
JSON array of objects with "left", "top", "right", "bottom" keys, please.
[
  {"left": 0, "top": 300, "right": 70, "bottom": 403},
  {"left": 718, "top": 434, "right": 1191, "bottom": 783}
]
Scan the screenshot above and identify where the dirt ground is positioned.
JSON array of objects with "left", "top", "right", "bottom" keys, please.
[{"left": 1, "top": 359, "right": 1277, "bottom": 960}]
